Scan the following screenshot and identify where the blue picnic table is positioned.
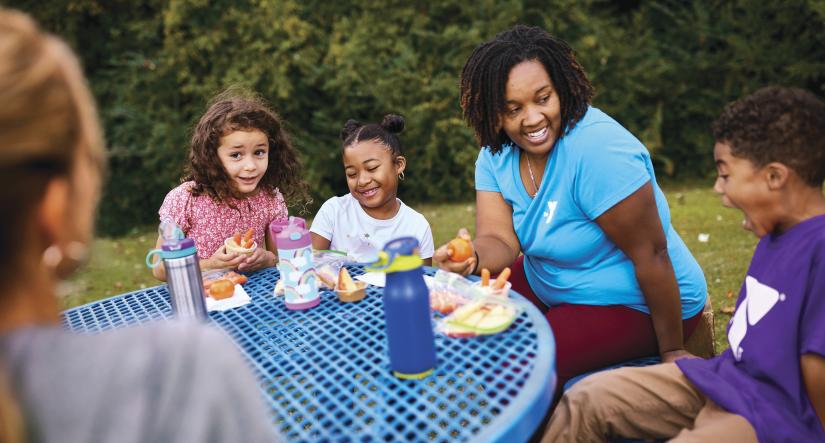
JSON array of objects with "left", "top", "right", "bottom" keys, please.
[{"left": 63, "top": 265, "right": 556, "bottom": 442}]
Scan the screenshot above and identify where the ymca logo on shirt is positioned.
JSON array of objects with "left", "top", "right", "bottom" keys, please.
[{"left": 728, "top": 276, "right": 785, "bottom": 361}]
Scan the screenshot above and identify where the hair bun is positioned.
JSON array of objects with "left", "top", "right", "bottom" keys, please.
[
  {"left": 340, "top": 119, "right": 363, "bottom": 141},
  {"left": 381, "top": 114, "right": 405, "bottom": 134}
]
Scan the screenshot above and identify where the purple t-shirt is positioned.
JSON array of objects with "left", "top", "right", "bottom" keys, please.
[{"left": 678, "top": 214, "right": 825, "bottom": 442}]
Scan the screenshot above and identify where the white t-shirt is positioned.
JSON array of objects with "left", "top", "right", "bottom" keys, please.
[{"left": 310, "top": 193, "right": 434, "bottom": 262}]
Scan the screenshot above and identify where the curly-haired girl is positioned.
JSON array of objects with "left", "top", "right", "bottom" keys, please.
[{"left": 153, "top": 89, "right": 310, "bottom": 280}]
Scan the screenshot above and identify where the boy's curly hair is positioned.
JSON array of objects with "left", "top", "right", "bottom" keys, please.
[
  {"left": 183, "top": 89, "right": 310, "bottom": 208},
  {"left": 459, "top": 25, "right": 594, "bottom": 154},
  {"left": 712, "top": 86, "right": 825, "bottom": 187}
]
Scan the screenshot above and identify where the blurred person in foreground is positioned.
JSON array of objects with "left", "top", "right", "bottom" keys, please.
[{"left": 0, "top": 9, "right": 279, "bottom": 443}]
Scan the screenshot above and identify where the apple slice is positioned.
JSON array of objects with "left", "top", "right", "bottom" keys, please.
[
  {"left": 441, "top": 323, "right": 477, "bottom": 338},
  {"left": 337, "top": 267, "right": 356, "bottom": 291},
  {"left": 447, "top": 301, "right": 516, "bottom": 335},
  {"left": 474, "top": 307, "right": 516, "bottom": 333},
  {"left": 449, "top": 301, "right": 483, "bottom": 323}
]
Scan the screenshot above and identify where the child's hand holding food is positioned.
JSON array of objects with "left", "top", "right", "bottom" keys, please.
[
  {"left": 237, "top": 246, "right": 277, "bottom": 273},
  {"left": 204, "top": 245, "right": 245, "bottom": 271}
]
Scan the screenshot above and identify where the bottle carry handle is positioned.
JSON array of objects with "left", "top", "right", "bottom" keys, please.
[{"left": 145, "top": 249, "right": 162, "bottom": 269}]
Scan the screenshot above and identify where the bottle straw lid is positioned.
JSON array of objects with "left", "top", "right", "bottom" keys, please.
[{"left": 366, "top": 237, "right": 422, "bottom": 273}]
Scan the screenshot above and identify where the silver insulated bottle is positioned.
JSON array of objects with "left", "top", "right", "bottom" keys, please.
[{"left": 161, "top": 237, "right": 208, "bottom": 320}]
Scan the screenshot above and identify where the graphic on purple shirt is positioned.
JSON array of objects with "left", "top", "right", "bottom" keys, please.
[{"left": 677, "top": 214, "right": 825, "bottom": 442}]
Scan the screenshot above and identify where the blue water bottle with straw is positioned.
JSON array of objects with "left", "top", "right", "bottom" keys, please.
[{"left": 368, "top": 237, "right": 436, "bottom": 379}]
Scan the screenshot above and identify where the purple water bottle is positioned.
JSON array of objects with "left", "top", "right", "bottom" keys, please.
[{"left": 274, "top": 217, "right": 320, "bottom": 310}]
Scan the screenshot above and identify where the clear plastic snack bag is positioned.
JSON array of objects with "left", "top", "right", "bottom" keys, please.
[
  {"left": 314, "top": 250, "right": 350, "bottom": 289},
  {"left": 202, "top": 269, "right": 249, "bottom": 299},
  {"left": 436, "top": 295, "right": 522, "bottom": 338},
  {"left": 429, "top": 269, "right": 480, "bottom": 314},
  {"left": 274, "top": 249, "right": 350, "bottom": 296}
]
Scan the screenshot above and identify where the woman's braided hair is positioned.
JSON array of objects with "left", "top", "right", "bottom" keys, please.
[{"left": 459, "top": 25, "right": 594, "bottom": 153}]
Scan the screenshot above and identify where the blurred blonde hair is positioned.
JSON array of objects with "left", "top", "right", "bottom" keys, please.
[{"left": 0, "top": 8, "right": 105, "bottom": 442}]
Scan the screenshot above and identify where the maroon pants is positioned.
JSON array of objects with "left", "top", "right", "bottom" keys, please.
[{"left": 508, "top": 256, "right": 702, "bottom": 391}]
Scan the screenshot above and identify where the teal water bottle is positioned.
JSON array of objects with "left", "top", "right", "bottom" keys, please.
[{"left": 369, "top": 237, "right": 436, "bottom": 379}]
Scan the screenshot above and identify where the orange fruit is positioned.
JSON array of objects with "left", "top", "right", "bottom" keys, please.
[
  {"left": 209, "top": 279, "right": 235, "bottom": 300},
  {"left": 447, "top": 237, "right": 473, "bottom": 262}
]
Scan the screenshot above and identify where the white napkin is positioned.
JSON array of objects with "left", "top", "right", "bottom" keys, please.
[
  {"left": 354, "top": 272, "right": 435, "bottom": 289},
  {"left": 355, "top": 272, "right": 385, "bottom": 287},
  {"left": 205, "top": 284, "right": 251, "bottom": 312}
]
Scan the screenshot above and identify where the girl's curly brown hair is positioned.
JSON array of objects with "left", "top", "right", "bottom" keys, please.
[
  {"left": 460, "top": 25, "right": 594, "bottom": 154},
  {"left": 183, "top": 89, "right": 310, "bottom": 209}
]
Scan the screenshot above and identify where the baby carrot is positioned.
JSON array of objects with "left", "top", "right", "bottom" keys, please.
[
  {"left": 492, "top": 267, "right": 511, "bottom": 289},
  {"left": 481, "top": 268, "right": 490, "bottom": 287},
  {"left": 242, "top": 228, "right": 254, "bottom": 242}
]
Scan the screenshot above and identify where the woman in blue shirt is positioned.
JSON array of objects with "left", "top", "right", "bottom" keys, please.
[{"left": 434, "top": 25, "right": 707, "bottom": 391}]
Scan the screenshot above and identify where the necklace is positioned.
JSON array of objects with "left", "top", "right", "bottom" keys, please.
[{"left": 525, "top": 153, "right": 539, "bottom": 198}]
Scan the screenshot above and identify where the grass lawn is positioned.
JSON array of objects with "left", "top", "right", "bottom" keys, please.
[{"left": 66, "top": 182, "right": 756, "bottom": 352}]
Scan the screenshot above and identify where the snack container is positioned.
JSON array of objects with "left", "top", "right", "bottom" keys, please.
[
  {"left": 437, "top": 296, "right": 521, "bottom": 338},
  {"left": 335, "top": 281, "right": 367, "bottom": 302},
  {"left": 429, "top": 270, "right": 474, "bottom": 314},
  {"left": 471, "top": 280, "right": 512, "bottom": 298}
]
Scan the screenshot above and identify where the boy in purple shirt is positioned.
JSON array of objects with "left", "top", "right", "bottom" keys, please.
[{"left": 542, "top": 86, "right": 825, "bottom": 442}]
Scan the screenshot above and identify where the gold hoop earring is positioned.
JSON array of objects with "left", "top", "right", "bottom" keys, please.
[{"left": 398, "top": 172, "right": 405, "bottom": 181}]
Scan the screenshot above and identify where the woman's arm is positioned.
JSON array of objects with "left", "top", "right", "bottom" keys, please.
[
  {"left": 434, "top": 190, "right": 520, "bottom": 275},
  {"left": 595, "top": 182, "right": 688, "bottom": 362},
  {"left": 802, "top": 353, "right": 825, "bottom": 429}
]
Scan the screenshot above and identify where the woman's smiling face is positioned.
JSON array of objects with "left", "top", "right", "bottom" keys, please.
[
  {"left": 500, "top": 59, "right": 562, "bottom": 156},
  {"left": 343, "top": 139, "right": 405, "bottom": 213}
]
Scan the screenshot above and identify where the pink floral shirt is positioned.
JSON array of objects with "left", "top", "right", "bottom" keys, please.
[{"left": 158, "top": 181, "right": 289, "bottom": 259}]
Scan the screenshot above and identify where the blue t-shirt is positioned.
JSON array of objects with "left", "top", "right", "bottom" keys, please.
[
  {"left": 677, "top": 214, "right": 825, "bottom": 442},
  {"left": 475, "top": 107, "right": 706, "bottom": 318}
]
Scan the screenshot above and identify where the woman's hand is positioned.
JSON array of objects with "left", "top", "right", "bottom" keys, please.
[
  {"left": 237, "top": 247, "right": 275, "bottom": 273},
  {"left": 433, "top": 243, "right": 477, "bottom": 276},
  {"left": 661, "top": 349, "right": 698, "bottom": 363},
  {"left": 204, "top": 245, "right": 245, "bottom": 271},
  {"left": 434, "top": 228, "right": 478, "bottom": 276}
]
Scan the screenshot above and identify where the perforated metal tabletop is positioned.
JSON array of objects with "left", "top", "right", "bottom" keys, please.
[{"left": 63, "top": 266, "right": 556, "bottom": 442}]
